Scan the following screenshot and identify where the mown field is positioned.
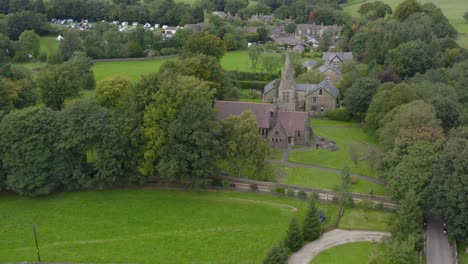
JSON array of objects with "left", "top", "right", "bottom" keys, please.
[
  {"left": 288, "top": 119, "right": 379, "bottom": 177},
  {"left": 0, "top": 189, "right": 338, "bottom": 263},
  {"left": 39, "top": 36, "right": 60, "bottom": 55},
  {"left": 311, "top": 242, "right": 384, "bottom": 264},
  {"left": 339, "top": 208, "right": 393, "bottom": 231},
  {"left": 342, "top": 0, "right": 468, "bottom": 48},
  {"left": 274, "top": 165, "right": 386, "bottom": 195}
]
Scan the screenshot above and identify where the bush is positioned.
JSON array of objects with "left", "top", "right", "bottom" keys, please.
[
  {"left": 284, "top": 217, "right": 303, "bottom": 252},
  {"left": 275, "top": 187, "right": 286, "bottom": 194},
  {"left": 237, "top": 80, "right": 269, "bottom": 90},
  {"left": 263, "top": 241, "right": 289, "bottom": 264},
  {"left": 303, "top": 199, "right": 321, "bottom": 241},
  {"left": 287, "top": 189, "right": 296, "bottom": 197},
  {"left": 297, "top": 190, "right": 307, "bottom": 200},
  {"left": 211, "top": 178, "right": 223, "bottom": 187},
  {"left": 39, "top": 52, "right": 47, "bottom": 62},
  {"left": 324, "top": 109, "right": 351, "bottom": 121}
]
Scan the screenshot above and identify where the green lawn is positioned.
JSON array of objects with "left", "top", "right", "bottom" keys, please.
[
  {"left": 288, "top": 123, "right": 379, "bottom": 177},
  {"left": 275, "top": 165, "right": 386, "bottom": 195},
  {"left": 39, "top": 36, "right": 60, "bottom": 55},
  {"left": 311, "top": 242, "right": 383, "bottom": 264},
  {"left": 342, "top": 0, "right": 468, "bottom": 48},
  {"left": 311, "top": 118, "right": 361, "bottom": 127},
  {"left": 339, "top": 208, "right": 393, "bottom": 231},
  {"left": 0, "top": 189, "right": 312, "bottom": 263},
  {"left": 459, "top": 243, "right": 468, "bottom": 264}
]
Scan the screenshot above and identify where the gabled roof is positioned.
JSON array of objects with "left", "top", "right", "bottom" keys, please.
[
  {"left": 295, "top": 83, "right": 316, "bottom": 92},
  {"left": 322, "top": 52, "right": 353, "bottom": 62},
  {"left": 263, "top": 79, "right": 277, "bottom": 94},
  {"left": 215, "top": 101, "right": 274, "bottom": 128},
  {"left": 318, "top": 64, "right": 342, "bottom": 75},
  {"left": 271, "top": 122, "right": 290, "bottom": 137},
  {"left": 304, "top": 79, "right": 339, "bottom": 98},
  {"left": 303, "top": 60, "right": 318, "bottom": 68},
  {"left": 276, "top": 111, "right": 309, "bottom": 134}
]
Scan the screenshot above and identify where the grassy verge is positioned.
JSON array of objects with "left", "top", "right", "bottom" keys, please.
[
  {"left": 0, "top": 189, "right": 308, "bottom": 263},
  {"left": 338, "top": 208, "right": 393, "bottom": 231},
  {"left": 274, "top": 165, "right": 386, "bottom": 195},
  {"left": 459, "top": 242, "right": 468, "bottom": 264},
  {"left": 311, "top": 118, "right": 361, "bottom": 127},
  {"left": 311, "top": 241, "right": 385, "bottom": 264},
  {"left": 289, "top": 124, "right": 379, "bottom": 178}
]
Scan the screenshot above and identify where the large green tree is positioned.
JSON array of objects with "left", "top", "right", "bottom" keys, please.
[
  {"left": 284, "top": 217, "right": 303, "bottom": 252},
  {"left": 14, "top": 30, "right": 40, "bottom": 61},
  {"left": 393, "top": 0, "right": 422, "bottom": 21},
  {"left": 183, "top": 32, "right": 225, "bottom": 60},
  {"left": 302, "top": 198, "right": 321, "bottom": 241},
  {"left": 386, "top": 41, "right": 431, "bottom": 79},
  {"left": 95, "top": 76, "right": 132, "bottom": 108},
  {"left": 221, "top": 111, "right": 272, "bottom": 178},
  {"left": 390, "top": 191, "right": 423, "bottom": 245},
  {"left": 344, "top": 77, "right": 380, "bottom": 121}
]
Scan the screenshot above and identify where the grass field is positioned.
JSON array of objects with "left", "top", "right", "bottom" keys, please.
[
  {"left": 339, "top": 208, "right": 393, "bottom": 231},
  {"left": 0, "top": 189, "right": 320, "bottom": 263},
  {"left": 288, "top": 120, "right": 378, "bottom": 177},
  {"left": 311, "top": 242, "right": 383, "bottom": 264},
  {"left": 39, "top": 36, "right": 60, "bottom": 55},
  {"left": 342, "top": 0, "right": 468, "bottom": 48},
  {"left": 275, "top": 165, "right": 386, "bottom": 195},
  {"left": 459, "top": 243, "right": 468, "bottom": 264},
  {"left": 311, "top": 118, "right": 361, "bottom": 127},
  {"left": 92, "top": 58, "right": 175, "bottom": 82}
]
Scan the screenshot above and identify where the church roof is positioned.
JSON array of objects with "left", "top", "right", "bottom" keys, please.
[
  {"left": 318, "top": 64, "right": 342, "bottom": 75},
  {"left": 322, "top": 52, "right": 353, "bottom": 62},
  {"left": 295, "top": 83, "right": 315, "bottom": 92},
  {"left": 276, "top": 111, "right": 309, "bottom": 134},
  {"left": 263, "top": 79, "right": 277, "bottom": 94},
  {"left": 215, "top": 101, "right": 274, "bottom": 128}
]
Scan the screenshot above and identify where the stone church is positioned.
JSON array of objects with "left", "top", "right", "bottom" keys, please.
[{"left": 263, "top": 54, "right": 340, "bottom": 115}]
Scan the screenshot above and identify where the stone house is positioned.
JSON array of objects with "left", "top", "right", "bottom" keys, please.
[
  {"left": 215, "top": 101, "right": 311, "bottom": 148},
  {"left": 322, "top": 52, "right": 353, "bottom": 68},
  {"left": 318, "top": 64, "right": 342, "bottom": 85}
]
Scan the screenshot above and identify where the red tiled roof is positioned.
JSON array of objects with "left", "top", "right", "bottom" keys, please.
[
  {"left": 215, "top": 101, "right": 275, "bottom": 128},
  {"left": 276, "top": 111, "right": 308, "bottom": 135}
]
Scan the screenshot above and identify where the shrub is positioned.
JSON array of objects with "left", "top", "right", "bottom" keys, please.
[
  {"left": 39, "top": 52, "right": 47, "bottom": 62},
  {"left": 297, "top": 190, "right": 307, "bottom": 200},
  {"left": 303, "top": 199, "right": 322, "bottom": 241},
  {"left": 262, "top": 241, "right": 289, "bottom": 264},
  {"left": 324, "top": 109, "right": 351, "bottom": 121},
  {"left": 284, "top": 217, "right": 303, "bottom": 252},
  {"left": 275, "top": 187, "right": 286, "bottom": 194},
  {"left": 287, "top": 189, "right": 296, "bottom": 197}
]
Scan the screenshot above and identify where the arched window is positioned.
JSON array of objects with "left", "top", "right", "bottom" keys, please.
[{"left": 319, "top": 89, "right": 323, "bottom": 95}]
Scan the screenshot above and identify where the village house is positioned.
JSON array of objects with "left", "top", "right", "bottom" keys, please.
[
  {"left": 215, "top": 101, "right": 311, "bottom": 148},
  {"left": 263, "top": 54, "right": 340, "bottom": 115},
  {"left": 322, "top": 52, "right": 353, "bottom": 68},
  {"left": 248, "top": 14, "right": 275, "bottom": 24}
]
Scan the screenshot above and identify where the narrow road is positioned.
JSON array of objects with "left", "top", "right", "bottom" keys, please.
[
  {"left": 268, "top": 159, "right": 385, "bottom": 185},
  {"left": 288, "top": 229, "right": 390, "bottom": 264},
  {"left": 427, "top": 215, "right": 454, "bottom": 264}
]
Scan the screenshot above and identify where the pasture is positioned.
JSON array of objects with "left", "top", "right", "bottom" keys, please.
[
  {"left": 342, "top": 0, "right": 468, "bottom": 48},
  {"left": 311, "top": 242, "right": 383, "bottom": 264},
  {"left": 288, "top": 119, "right": 378, "bottom": 177},
  {"left": 0, "top": 189, "right": 330, "bottom": 263},
  {"left": 275, "top": 165, "right": 386, "bottom": 195},
  {"left": 39, "top": 36, "right": 60, "bottom": 55}
]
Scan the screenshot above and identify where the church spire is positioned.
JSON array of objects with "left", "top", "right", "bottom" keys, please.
[{"left": 277, "top": 52, "right": 297, "bottom": 111}]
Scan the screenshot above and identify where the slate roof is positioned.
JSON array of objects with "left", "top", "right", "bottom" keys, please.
[
  {"left": 318, "top": 64, "right": 342, "bottom": 75},
  {"left": 322, "top": 52, "right": 353, "bottom": 62},
  {"left": 305, "top": 79, "right": 340, "bottom": 98},
  {"left": 215, "top": 101, "right": 309, "bottom": 133},
  {"left": 303, "top": 60, "right": 318, "bottom": 68},
  {"left": 215, "top": 101, "right": 274, "bottom": 128},
  {"left": 295, "top": 83, "right": 315, "bottom": 92},
  {"left": 263, "top": 80, "right": 277, "bottom": 94}
]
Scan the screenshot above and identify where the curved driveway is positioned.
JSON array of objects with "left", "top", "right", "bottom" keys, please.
[{"left": 288, "top": 229, "right": 390, "bottom": 264}]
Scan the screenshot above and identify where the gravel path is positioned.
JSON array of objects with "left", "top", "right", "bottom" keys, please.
[{"left": 288, "top": 229, "right": 390, "bottom": 264}]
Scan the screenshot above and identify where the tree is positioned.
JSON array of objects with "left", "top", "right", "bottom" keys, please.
[
  {"left": 318, "top": 29, "right": 333, "bottom": 52},
  {"left": 59, "top": 30, "right": 81, "bottom": 61},
  {"left": 358, "top": 1, "right": 392, "bottom": 20},
  {"left": 5, "top": 10, "right": 49, "bottom": 40},
  {"left": 183, "top": 32, "right": 226, "bottom": 60},
  {"left": 360, "top": 199, "right": 374, "bottom": 220},
  {"left": 385, "top": 235, "right": 419, "bottom": 264},
  {"left": 430, "top": 127, "right": 468, "bottom": 240},
  {"left": 430, "top": 96, "right": 461, "bottom": 132},
  {"left": 285, "top": 23, "right": 296, "bottom": 33},
  {"left": 296, "top": 70, "right": 325, "bottom": 84},
  {"left": 34, "top": 0, "right": 45, "bottom": 13},
  {"left": 386, "top": 40, "right": 431, "bottom": 79},
  {"left": 0, "top": 107, "right": 65, "bottom": 195},
  {"left": 284, "top": 217, "right": 303, "bottom": 252},
  {"left": 378, "top": 100, "right": 441, "bottom": 150},
  {"left": 95, "top": 76, "right": 132, "bottom": 108},
  {"left": 141, "top": 74, "right": 215, "bottom": 176},
  {"left": 248, "top": 45, "right": 262, "bottom": 73},
  {"left": 221, "top": 111, "right": 271, "bottom": 178},
  {"left": 393, "top": 0, "right": 422, "bottom": 21},
  {"left": 348, "top": 142, "right": 361, "bottom": 167},
  {"left": 261, "top": 53, "right": 281, "bottom": 77},
  {"left": 157, "top": 95, "right": 221, "bottom": 183},
  {"left": 15, "top": 30, "right": 40, "bottom": 61},
  {"left": 224, "top": 0, "right": 248, "bottom": 15},
  {"left": 263, "top": 241, "right": 289, "bottom": 264},
  {"left": 302, "top": 198, "right": 321, "bottom": 241},
  {"left": 338, "top": 165, "right": 353, "bottom": 208},
  {"left": 390, "top": 191, "right": 423, "bottom": 244},
  {"left": 344, "top": 77, "right": 380, "bottom": 121},
  {"left": 0, "top": 78, "right": 21, "bottom": 111}
]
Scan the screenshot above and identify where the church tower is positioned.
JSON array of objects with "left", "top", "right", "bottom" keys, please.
[{"left": 277, "top": 53, "right": 297, "bottom": 111}]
